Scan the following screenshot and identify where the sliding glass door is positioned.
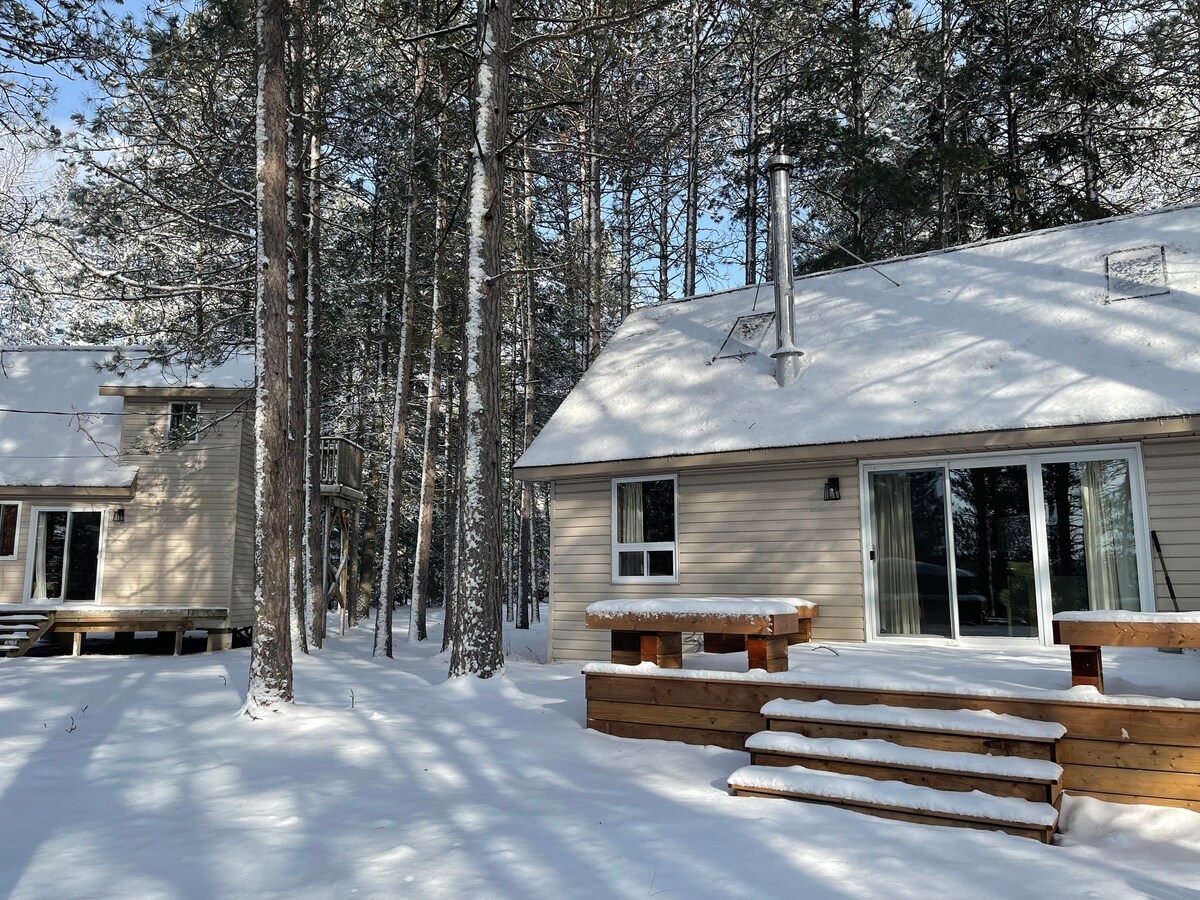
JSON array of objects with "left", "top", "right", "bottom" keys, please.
[
  {"left": 867, "top": 448, "right": 1150, "bottom": 643},
  {"left": 27, "top": 509, "right": 103, "bottom": 602}
]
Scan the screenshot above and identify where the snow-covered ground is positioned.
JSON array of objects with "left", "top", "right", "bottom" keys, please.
[{"left": 1, "top": 614, "right": 1198, "bottom": 899}]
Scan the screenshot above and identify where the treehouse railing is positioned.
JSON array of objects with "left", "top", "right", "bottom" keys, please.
[{"left": 319, "top": 437, "right": 364, "bottom": 492}]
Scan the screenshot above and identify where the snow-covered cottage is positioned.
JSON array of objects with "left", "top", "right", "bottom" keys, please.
[
  {"left": 0, "top": 347, "right": 258, "bottom": 655},
  {"left": 515, "top": 204, "right": 1200, "bottom": 663}
]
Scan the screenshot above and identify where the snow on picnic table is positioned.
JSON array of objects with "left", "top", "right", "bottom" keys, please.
[
  {"left": 0, "top": 616, "right": 1198, "bottom": 898},
  {"left": 1054, "top": 610, "right": 1200, "bottom": 624},
  {"left": 586, "top": 597, "right": 813, "bottom": 618}
]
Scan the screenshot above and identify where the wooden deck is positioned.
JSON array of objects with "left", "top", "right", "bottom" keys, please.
[
  {"left": 585, "top": 667, "right": 1200, "bottom": 812},
  {"left": 0, "top": 606, "right": 231, "bottom": 657}
]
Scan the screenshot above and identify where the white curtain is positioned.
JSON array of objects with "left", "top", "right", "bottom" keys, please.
[
  {"left": 1081, "top": 460, "right": 1139, "bottom": 611},
  {"left": 33, "top": 512, "right": 49, "bottom": 600},
  {"left": 618, "top": 483, "right": 643, "bottom": 544},
  {"left": 872, "top": 474, "right": 922, "bottom": 635}
]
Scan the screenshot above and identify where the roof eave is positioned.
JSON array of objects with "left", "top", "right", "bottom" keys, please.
[
  {"left": 513, "top": 414, "right": 1200, "bottom": 481},
  {"left": 98, "top": 385, "right": 252, "bottom": 399}
]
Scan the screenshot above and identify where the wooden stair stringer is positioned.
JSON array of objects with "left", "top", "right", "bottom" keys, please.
[{"left": 0, "top": 613, "right": 57, "bottom": 658}]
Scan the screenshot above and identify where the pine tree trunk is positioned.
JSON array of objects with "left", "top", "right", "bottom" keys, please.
[
  {"left": 744, "top": 36, "right": 758, "bottom": 285},
  {"left": 373, "top": 54, "right": 426, "bottom": 658},
  {"left": 683, "top": 0, "right": 701, "bottom": 297},
  {"left": 619, "top": 172, "right": 632, "bottom": 318},
  {"left": 517, "top": 153, "right": 536, "bottom": 631},
  {"left": 247, "top": 0, "right": 294, "bottom": 712},
  {"left": 305, "top": 50, "right": 324, "bottom": 647},
  {"left": 409, "top": 68, "right": 448, "bottom": 644},
  {"left": 288, "top": 12, "right": 311, "bottom": 653},
  {"left": 449, "top": 0, "right": 509, "bottom": 679}
]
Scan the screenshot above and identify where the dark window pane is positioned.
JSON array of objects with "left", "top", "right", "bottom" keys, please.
[
  {"left": 641, "top": 480, "right": 675, "bottom": 542},
  {"left": 0, "top": 505, "right": 16, "bottom": 556},
  {"left": 169, "top": 402, "right": 199, "bottom": 443},
  {"left": 647, "top": 550, "right": 674, "bottom": 577},
  {"left": 65, "top": 512, "right": 102, "bottom": 601},
  {"left": 618, "top": 551, "right": 644, "bottom": 576},
  {"left": 950, "top": 465, "right": 1036, "bottom": 638}
]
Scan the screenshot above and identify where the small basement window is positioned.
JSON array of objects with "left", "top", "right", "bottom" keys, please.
[
  {"left": 168, "top": 401, "right": 201, "bottom": 444},
  {"left": 612, "top": 475, "right": 678, "bottom": 583},
  {"left": 715, "top": 312, "right": 775, "bottom": 360},
  {"left": 0, "top": 502, "right": 20, "bottom": 558},
  {"left": 1106, "top": 245, "right": 1168, "bottom": 302}
]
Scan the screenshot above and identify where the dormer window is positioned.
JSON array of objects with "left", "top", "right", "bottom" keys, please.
[
  {"left": 1105, "top": 246, "right": 1168, "bottom": 302},
  {"left": 168, "top": 401, "right": 200, "bottom": 444}
]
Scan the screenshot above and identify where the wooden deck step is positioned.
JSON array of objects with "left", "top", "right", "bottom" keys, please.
[
  {"left": 0, "top": 613, "right": 56, "bottom": 659},
  {"left": 746, "top": 732, "right": 1063, "bottom": 804},
  {"left": 728, "top": 764, "right": 1059, "bottom": 842},
  {"left": 762, "top": 698, "right": 1066, "bottom": 760}
]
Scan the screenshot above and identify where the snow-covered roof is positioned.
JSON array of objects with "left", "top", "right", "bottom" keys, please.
[
  {"left": 518, "top": 205, "right": 1200, "bottom": 471},
  {"left": 0, "top": 346, "right": 253, "bottom": 488}
]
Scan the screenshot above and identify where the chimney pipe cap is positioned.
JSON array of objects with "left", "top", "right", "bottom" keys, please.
[{"left": 766, "top": 153, "right": 794, "bottom": 172}]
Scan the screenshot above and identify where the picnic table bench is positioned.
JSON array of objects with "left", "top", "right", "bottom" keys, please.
[
  {"left": 1052, "top": 611, "right": 1200, "bottom": 692},
  {"left": 585, "top": 598, "right": 818, "bottom": 673}
]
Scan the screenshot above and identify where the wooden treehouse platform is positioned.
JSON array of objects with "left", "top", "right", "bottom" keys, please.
[
  {"left": 0, "top": 606, "right": 231, "bottom": 658},
  {"left": 585, "top": 664, "right": 1200, "bottom": 839}
]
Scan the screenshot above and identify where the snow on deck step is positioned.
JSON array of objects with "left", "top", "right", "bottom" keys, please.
[
  {"left": 0, "top": 615, "right": 49, "bottom": 623},
  {"left": 761, "top": 699, "right": 1066, "bottom": 741},
  {"left": 745, "top": 733, "right": 1063, "bottom": 782},
  {"left": 728, "top": 764, "right": 1060, "bottom": 829}
]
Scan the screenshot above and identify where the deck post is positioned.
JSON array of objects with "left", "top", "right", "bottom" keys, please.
[
  {"left": 747, "top": 635, "right": 789, "bottom": 672},
  {"left": 640, "top": 632, "right": 683, "bottom": 668},
  {"left": 1068, "top": 645, "right": 1104, "bottom": 691},
  {"left": 206, "top": 629, "right": 233, "bottom": 652},
  {"left": 610, "top": 631, "right": 641, "bottom": 665},
  {"left": 71, "top": 632, "right": 83, "bottom": 656}
]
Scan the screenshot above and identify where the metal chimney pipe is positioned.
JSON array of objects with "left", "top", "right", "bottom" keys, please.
[{"left": 767, "top": 153, "right": 803, "bottom": 387}]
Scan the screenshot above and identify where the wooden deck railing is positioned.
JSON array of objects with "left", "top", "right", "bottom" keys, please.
[{"left": 319, "top": 437, "right": 364, "bottom": 491}]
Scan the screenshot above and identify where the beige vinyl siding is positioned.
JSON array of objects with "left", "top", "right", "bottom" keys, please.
[
  {"left": 549, "top": 460, "right": 864, "bottom": 662},
  {"left": 1142, "top": 436, "right": 1200, "bottom": 612},
  {"left": 102, "top": 398, "right": 248, "bottom": 615},
  {"left": 229, "top": 408, "right": 257, "bottom": 627}
]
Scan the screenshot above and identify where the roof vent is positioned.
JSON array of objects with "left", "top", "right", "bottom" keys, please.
[
  {"left": 1106, "top": 245, "right": 1168, "bottom": 302},
  {"left": 715, "top": 312, "right": 774, "bottom": 360}
]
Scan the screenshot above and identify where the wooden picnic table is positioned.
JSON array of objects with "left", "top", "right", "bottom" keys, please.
[
  {"left": 585, "top": 598, "right": 818, "bottom": 673},
  {"left": 1052, "top": 612, "right": 1200, "bottom": 692}
]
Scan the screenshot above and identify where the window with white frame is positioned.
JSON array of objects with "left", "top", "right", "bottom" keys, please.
[
  {"left": 612, "top": 475, "right": 678, "bottom": 582},
  {"left": 168, "top": 401, "right": 200, "bottom": 444},
  {"left": 0, "top": 502, "right": 20, "bottom": 558}
]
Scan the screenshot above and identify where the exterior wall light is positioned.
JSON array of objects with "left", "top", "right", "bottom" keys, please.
[
  {"left": 823, "top": 478, "right": 841, "bottom": 502},
  {"left": 114, "top": 508, "right": 125, "bottom": 523}
]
